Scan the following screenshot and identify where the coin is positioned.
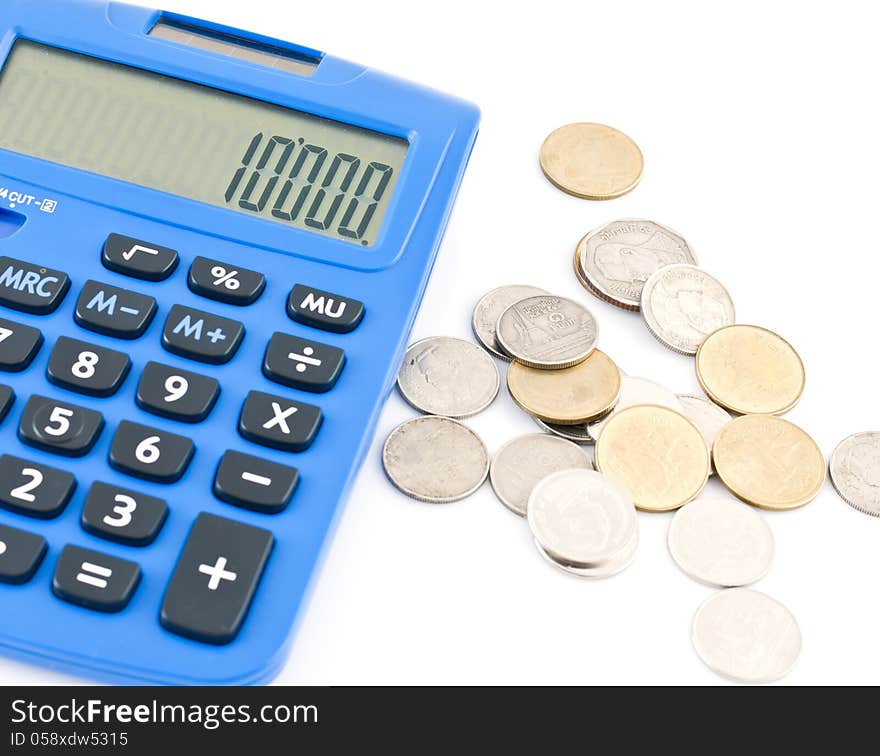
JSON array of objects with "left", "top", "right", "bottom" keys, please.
[
  {"left": 594, "top": 404, "right": 709, "bottom": 512},
  {"left": 640, "top": 264, "right": 735, "bottom": 354},
  {"left": 507, "top": 349, "right": 621, "bottom": 425},
  {"left": 668, "top": 496, "right": 774, "bottom": 587},
  {"left": 472, "top": 285, "right": 548, "bottom": 360},
  {"left": 534, "top": 528, "right": 638, "bottom": 579},
  {"left": 539, "top": 123, "right": 643, "bottom": 200},
  {"left": 382, "top": 416, "right": 489, "bottom": 503},
  {"left": 397, "top": 336, "right": 499, "bottom": 418},
  {"left": 587, "top": 375, "right": 683, "bottom": 441},
  {"left": 695, "top": 325, "right": 805, "bottom": 415},
  {"left": 691, "top": 588, "right": 801, "bottom": 683},
  {"left": 532, "top": 416, "right": 594, "bottom": 444},
  {"left": 496, "top": 295, "right": 598, "bottom": 369},
  {"left": 574, "top": 219, "right": 696, "bottom": 310},
  {"left": 489, "top": 434, "right": 592, "bottom": 517},
  {"left": 527, "top": 468, "right": 637, "bottom": 568},
  {"left": 712, "top": 414, "right": 825, "bottom": 510},
  {"left": 677, "top": 394, "right": 732, "bottom": 474},
  {"left": 829, "top": 432, "right": 880, "bottom": 517}
]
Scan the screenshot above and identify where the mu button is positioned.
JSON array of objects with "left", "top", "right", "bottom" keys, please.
[{"left": 286, "top": 284, "right": 364, "bottom": 333}]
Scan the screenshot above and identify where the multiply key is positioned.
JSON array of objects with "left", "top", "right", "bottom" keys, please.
[
  {"left": 0, "top": 256, "right": 69, "bottom": 314},
  {"left": 162, "top": 305, "right": 244, "bottom": 364}
]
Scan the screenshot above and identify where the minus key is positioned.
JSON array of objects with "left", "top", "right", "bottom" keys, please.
[{"left": 212, "top": 450, "right": 299, "bottom": 514}]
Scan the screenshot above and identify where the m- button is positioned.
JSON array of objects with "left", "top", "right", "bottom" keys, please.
[{"left": 0, "top": 257, "right": 70, "bottom": 315}]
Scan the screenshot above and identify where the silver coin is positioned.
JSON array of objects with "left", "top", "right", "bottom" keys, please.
[
  {"left": 397, "top": 336, "right": 499, "bottom": 418},
  {"left": 668, "top": 496, "right": 774, "bottom": 587},
  {"left": 527, "top": 468, "right": 637, "bottom": 568},
  {"left": 829, "top": 432, "right": 880, "bottom": 517},
  {"left": 587, "top": 376, "right": 683, "bottom": 441},
  {"left": 495, "top": 295, "right": 598, "bottom": 369},
  {"left": 640, "top": 264, "right": 735, "bottom": 354},
  {"left": 533, "top": 416, "right": 594, "bottom": 444},
  {"left": 472, "top": 285, "right": 549, "bottom": 360},
  {"left": 692, "top": 588, "right": 801, "bottom": 683},
  {"left": 575, "top": 219, "right": 697, "bottom": 310},
  {"left": 534, "top": 527, "right": 638, "bottom": 579},
  {"left": 677, "top": 394, "right": 732, "bottom": 475},
  {"left": 490, "top": 433, "right": 592, "bottom": 517},
  {"left": 382, "top": 416, "right": 489, "bottom": 503}
]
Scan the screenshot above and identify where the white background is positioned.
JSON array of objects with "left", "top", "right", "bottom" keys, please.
[{"left": 4, "top": 0, "right": 879, "bottom": 685}]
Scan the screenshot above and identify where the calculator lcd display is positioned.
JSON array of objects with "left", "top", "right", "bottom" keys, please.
[{"left": 0, "top": 41, "right": 409, "bottom": 247}]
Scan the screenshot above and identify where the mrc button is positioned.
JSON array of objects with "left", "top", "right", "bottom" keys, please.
[
  {"left": 102, "top": 234, "right": 179, "bottom": 281},
  {"left": 0, "top": 257, "right": 70, "bottom": 315},
  {"left": 287, "top": 284, "right": 364, "bottom": 333}
]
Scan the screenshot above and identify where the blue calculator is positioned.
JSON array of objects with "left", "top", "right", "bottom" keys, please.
[{"left": 0, "top": 0, "right": 478, "bottom": 684}]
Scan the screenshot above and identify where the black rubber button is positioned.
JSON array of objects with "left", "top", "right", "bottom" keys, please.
[
  {"left": 160, "top": 512, "right": 273, "bottom": 644},
  {"left": 52, "top": 544, "right": 141, "bottom": 613},
  {"left": 0, "top": 384, "right": 14, "bottom": 424},
  {"left": 46, "top": 336, "right": 131, "bottom": 397},
  {"left": 0, "top": 455, "right": 76, "bottom": 519},
  {"left": 187, "top": 257, "right": 265, "bottom": 306},
  {"left": 262, "top": 331, "right": 345, "bottom": 393},
  {"left": 238, "top": 390, "right": 322, "bottom": 452},
  {"left": 135, "top": 361, "right": 220, "bottom": 423},
  {"left": 81, "top": 481, "right": 168, "bottom": 547},
  {"left": 74, "top": 280, "right": 157, "bottom": 339},
  {"left": 18, "top": 394, "right": 104, "bottom": 457},
  {"left": 0, "top": 256, "right": 70, "bottom": 314},
  {"left": 102, "top": 234, "right": 179, "bottom": 281},
  {"left": 286, "top": 283, "right": 364, "bottom": 333},
  {"left": 0, "top": 524, "right": 47, "bottom": 585},
  {"left": 213, "top": 450, "right": 299, "bottom": 514},
  {"left": 161, "top": 305, "right": 244, "bottom": 365},
  {"left": 108, "top": 420, "right": 195, "bottom": 483},
  {"left": 0, "top": 317, "right": 43, "bottom": 372}
]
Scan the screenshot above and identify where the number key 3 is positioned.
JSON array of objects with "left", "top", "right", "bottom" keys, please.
[{"left": 81, "top": 482, "right": 168, "bottom": 546}]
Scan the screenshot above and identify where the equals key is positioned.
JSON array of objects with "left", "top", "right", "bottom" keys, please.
[{"left": 74, "top": 280, "right": 157, "bottom": 340}]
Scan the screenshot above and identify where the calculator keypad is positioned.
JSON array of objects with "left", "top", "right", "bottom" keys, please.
[
  {"left": 262, "top": 331, "right": 345, "bottom": 393},
  {"left": 109, "top": 420, "right": 195, "bottom": 483},
  {"left": 213, "top": 450, "right": 299, "bottom": 514},
  {"left": 0, "top": 384, "right": 14, "bottom": 423},
  {"left": 135, "top": 361, "right": 220, "bottom": 423},
  {"left": 18, "top": 394, "right": 104, "bottom": 457},
  {"left": 0, "top": 317, "right": 43, "bottom": 372},
  {"left": 46, "top": 336, "right": 131, "bottom": 397},
  {"left": 162, "top": 305, "right": 245, "bottom": 364},
  {"left": 74, "top": 280, "right": 157, "bottom": 340},
  {"left": 0, "top": 524, "right": 47, "bottom": 585},
  {"left": 0, "top": 256, "right": 70, "bottom": 315},
  {"left": 0, "top": 455, "right": 76, "bottom": 519},
  {"left": 188, "top": 256, "right": 265, "bottom": 306},
  {"left": 287, "top": 283, "right": 364, "bottom": 333},
  {"left": 52, "top": 544, "right": 141, "bottom": 613},
  {"left": 160, "top": 512, "right": 273, "bottom": 645},
  {"left": 238, "top": 390, "right": 322, "bottom": 452},
  {"left": 102, "top": 233, "right": 179, "bottom": 281},
  {"left": 81, "top": 481, "right": 168, "bottom": 547}
]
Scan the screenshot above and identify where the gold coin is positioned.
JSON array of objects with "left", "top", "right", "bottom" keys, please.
[
  {"left": 695, "top": 324, "right": 805, "bottom": 415},
  {"left": 507, "top": 349, "right": 620, "bottom": 425},
  {"left": 540, "top": 123, "right": 643, "bottom": 200},
  {"left": 713, "top": 414, "right": 825, "bottom": 511},
  {"left": 594, "top": 405, "right": 709, "bottom": 512}
]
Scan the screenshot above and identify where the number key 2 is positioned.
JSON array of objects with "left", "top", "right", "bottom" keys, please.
[
  {"left": 136, "top": 361, "right": 220, "bottom": 423},
  {"left": 81, "top": 481, "right": 168, "bottom": 547},
  {"left": 18, "top": 394, "right": 104, "bottom": 457},
  {"left": 46, "top": 336, "right": 131, "bottom": 397},
  {"left": 0, "top": 455, "right": 76, "bottom": 519}
]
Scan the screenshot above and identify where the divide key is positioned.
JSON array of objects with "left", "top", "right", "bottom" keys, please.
[{"left": 0, "top": 256, "right": 69, "bottom": 314}]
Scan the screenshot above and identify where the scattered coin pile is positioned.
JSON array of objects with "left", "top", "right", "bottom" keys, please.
[{"left": 382, "top": 122, "right": 880, "bottom": 684}]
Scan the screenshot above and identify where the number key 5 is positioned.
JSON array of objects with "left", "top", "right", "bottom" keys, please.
[{"left": 18, "top": 394, "right": 104, "bottom": 456}]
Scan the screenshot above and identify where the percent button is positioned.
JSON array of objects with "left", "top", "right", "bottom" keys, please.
[{"left": 188, "top": 256, "right": 266, "bottom": 306}]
